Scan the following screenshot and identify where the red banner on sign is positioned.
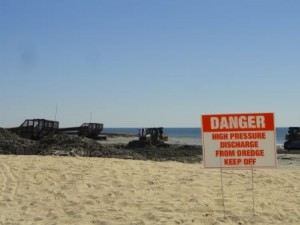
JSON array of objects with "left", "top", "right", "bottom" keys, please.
[{"left": 202, "top": 113, "right": 274, "bottom": 132}]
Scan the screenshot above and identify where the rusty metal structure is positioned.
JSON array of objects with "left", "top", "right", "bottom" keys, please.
[
  {"left": 8, "top": 119, "right": 59, "bottom": 140},
  {"left": 7, "top": 119, "right": 104, "bottom": 140},
  {"left": 59, "top": 123, "right": 103, "bottom": 139}
]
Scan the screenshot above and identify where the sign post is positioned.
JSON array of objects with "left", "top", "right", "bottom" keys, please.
[{"left": 201, "top": 112, "right": 277, "bottom": 218}]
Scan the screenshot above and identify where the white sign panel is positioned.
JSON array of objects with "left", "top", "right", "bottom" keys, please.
[{"left": 201, "top": 113, "right": 277, "bottom": 168}]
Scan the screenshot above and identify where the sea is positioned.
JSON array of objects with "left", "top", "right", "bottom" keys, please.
[{"left": 103, "top": 127, "right": 288, "bottom": 146}]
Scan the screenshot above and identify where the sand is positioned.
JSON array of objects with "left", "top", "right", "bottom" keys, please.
[{"left": 0, "top": 155, "right": 299, "bottom": 225}]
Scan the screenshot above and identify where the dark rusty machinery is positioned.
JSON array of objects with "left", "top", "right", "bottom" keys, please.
[
  {"left": 59, "top": 123, "right": 104, "bottom": 139},
  {"left": 128, "top": 127, "right": 169, "bottom": 148},
  {"left": 138, "top": 127, "right": 168, "bottom": 142},
  {"left": 7, "top": 119, "right": 104, "bottom": 140},
  {"left": 284, "top": 127, "right": 300, "bottom": 150},
  {"left": 7, "top": 119, "right": 59, "bottom": 140}
]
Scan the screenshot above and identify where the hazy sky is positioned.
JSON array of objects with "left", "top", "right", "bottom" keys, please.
[{"left": 1, "top": 0, "right": 300, "bottom": 128}]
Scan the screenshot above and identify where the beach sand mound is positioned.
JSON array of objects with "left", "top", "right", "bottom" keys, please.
[
  {"left": 0, "top": 128, "right": 35, "bottom": 154},
  {"left": 0, "top": 129, "right": 202, "bottom": 163}
]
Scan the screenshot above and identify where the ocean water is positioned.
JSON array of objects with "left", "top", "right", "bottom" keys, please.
[{"left": 103, "top": 127, "right": 288, "bottom": 145}]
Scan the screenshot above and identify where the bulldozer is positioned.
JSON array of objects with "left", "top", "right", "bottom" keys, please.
[
  {"left": 284, "top": 127, "right": 300, "bottom": 150},
  {"left": 128, "top": 127, "right": 169, "bottom": 148}
]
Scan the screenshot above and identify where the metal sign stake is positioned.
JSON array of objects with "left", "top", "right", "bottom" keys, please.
[
  {"left": 220, "top": 156, "right": 226, "bottom": 219},
  {"left": 251, "top": 166, "right": 255, "bottom": 218}
]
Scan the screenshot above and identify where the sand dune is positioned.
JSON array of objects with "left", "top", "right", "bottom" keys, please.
[{"left": 0, "top": 155, "right": 299, "bottom": 225}]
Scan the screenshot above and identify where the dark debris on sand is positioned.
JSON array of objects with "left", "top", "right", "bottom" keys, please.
[{"left": 0, "top": 128, "right": 202, "bottom": 163}]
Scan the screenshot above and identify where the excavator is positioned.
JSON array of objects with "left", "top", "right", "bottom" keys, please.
[{"left": 284, "top": 127, "right": 300, "bottom": 150}]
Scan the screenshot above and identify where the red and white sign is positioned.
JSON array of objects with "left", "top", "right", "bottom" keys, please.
[{"left": 201, "top": 113, "right": 277, "bottom": 168}]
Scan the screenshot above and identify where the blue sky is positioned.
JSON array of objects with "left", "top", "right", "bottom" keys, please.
[{"left": 1, "top": 0, "right": 300, "bottom": 128}]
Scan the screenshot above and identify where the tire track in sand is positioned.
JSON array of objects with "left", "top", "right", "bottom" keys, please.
[
  {"left": 0, "top": 161, "right": 19, "bottom": 225},
  {"left": 0, "top": 162, "right": 18, "bottom": 204}
]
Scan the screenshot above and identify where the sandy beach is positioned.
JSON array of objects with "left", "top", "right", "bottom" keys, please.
[
  {"left": 0, "top": 154, "right": 299, "bottom": 225},
  {"left": 0, "top": 128, "right": 299, "bottom": 224}
]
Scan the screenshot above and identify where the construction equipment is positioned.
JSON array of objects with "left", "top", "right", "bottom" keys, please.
[
  {"left": 284, "top": 127, "right": 300, "bottom": 150},
  {"left": 128, "top": 127, "right": 169, "bottom": 148},
  {"left": 59, "top": 123, "right": 104, "bottom": 139},
  {"left": 7, "top": 119, "right": 59, "bottom": 140},
  {"left": 7, "top": 119, "right": 104, "bottom": 140},
  {"left": 138, "top": 127, "right": 168, "bottom": 142}
]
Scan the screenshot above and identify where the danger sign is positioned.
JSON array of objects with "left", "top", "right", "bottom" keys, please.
[{"left": 201, "top": 113, "right": 277, "bottom": 168}]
